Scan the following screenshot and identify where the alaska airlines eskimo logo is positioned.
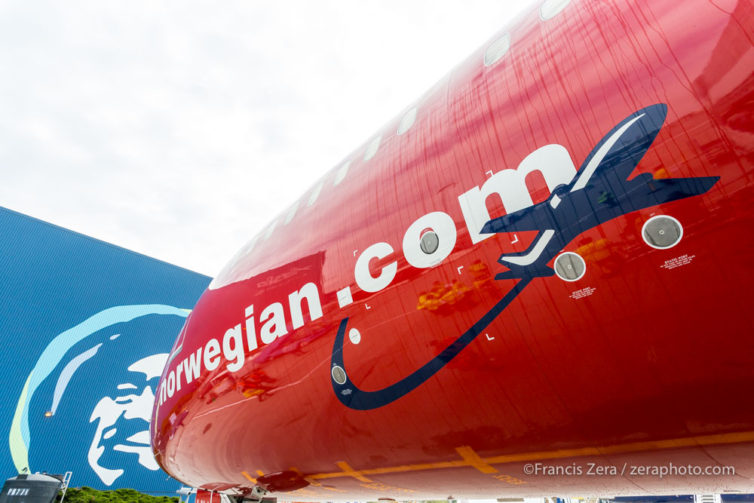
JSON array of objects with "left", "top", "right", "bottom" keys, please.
[
  {"left": 331, "top": 103, "right": 719, "bottom": 410},
  {"left": 10, "top": 305, "right": 190, "bottom": 485}
]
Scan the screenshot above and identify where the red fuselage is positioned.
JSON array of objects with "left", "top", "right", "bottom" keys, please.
[{"left": 151, "top": 0, "right": 754, "bottom": 498}]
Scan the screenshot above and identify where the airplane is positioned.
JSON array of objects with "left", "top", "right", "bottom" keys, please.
[
  {"left": 479, "top": 103, "right": 719, "bottom": 281},
  {"left": 150, "top": 0, "right": 754, "bottom": 501}
]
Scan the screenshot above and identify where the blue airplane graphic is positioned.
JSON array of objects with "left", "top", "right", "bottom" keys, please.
[
  {"left": 480, "top": 103, "right": 719, "bottom": 280},
  {"left": 331, "top": 103, "right": 720, "bottom": 411}
]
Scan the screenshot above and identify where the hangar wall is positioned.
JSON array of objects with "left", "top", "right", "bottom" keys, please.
[{"left": 0, "top": 207, "right": 211, "bottom": 493}]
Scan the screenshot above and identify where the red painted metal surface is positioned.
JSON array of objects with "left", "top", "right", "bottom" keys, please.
[
  {"left": 195, "top": 490, "right": 222, "bottom": 503},
  {"left": 151, "top": 0, "right": 754, "bottom": 498}
]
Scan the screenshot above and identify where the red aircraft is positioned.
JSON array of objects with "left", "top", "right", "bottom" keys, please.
[{"left": 151, "top": 0, "right": 754, "bottom": 499}]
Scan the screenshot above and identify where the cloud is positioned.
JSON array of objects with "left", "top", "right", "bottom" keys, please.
[{"left": 0, "top": 0, "right": 535, "bottom": 275}]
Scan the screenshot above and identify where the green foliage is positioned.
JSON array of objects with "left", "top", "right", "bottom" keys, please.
[{"left": 55, "top": 486, "right": 179, "bottom": 503}]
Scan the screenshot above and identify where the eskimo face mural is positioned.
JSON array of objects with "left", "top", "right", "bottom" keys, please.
[
  {"left": 87, "top": 353, "right": 168, "bottom": 485},
  {"left": 9, "top": 305, "right": 189, "bottom": 488}
]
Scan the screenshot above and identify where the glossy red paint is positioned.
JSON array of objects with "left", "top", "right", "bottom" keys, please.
[
  {"left": 195, "top": 490, "right": 223, "bottom": 503},
  {"left": 151, "top": 0, "right": 754, "bottom": 498}
]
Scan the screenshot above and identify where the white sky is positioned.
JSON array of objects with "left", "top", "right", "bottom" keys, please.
[{"left": 0, "top": 1, "right": 537, "bottom": 277}]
